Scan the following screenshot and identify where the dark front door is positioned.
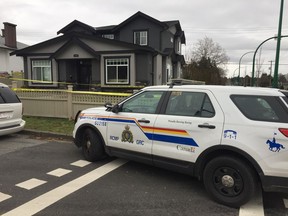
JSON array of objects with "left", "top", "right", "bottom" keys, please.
[{"left": 76, "top": 60, "right": 91, "bottom": 90}]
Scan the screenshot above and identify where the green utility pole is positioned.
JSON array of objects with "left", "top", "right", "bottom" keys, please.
[{"left": 273, "top": 0, "right": 284, "bottom": 88}]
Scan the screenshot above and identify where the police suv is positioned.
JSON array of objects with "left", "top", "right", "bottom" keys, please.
[{"left": 73, "top": 85, "right": 288, "bottom": 207}]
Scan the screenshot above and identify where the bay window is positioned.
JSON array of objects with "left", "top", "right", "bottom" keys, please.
[
  {"left": 31, "top": 60, "right": 52, "bottom": 83},
  {"left": 105, "top": 58, "right": 129, "bottom": 84}
]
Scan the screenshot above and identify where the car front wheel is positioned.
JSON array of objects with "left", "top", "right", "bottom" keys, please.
[
  {"left": 81, "top": 128, "right": 106, "bottom": 162},
  {"left": 203, "top": 156, "right": 258, "bottom": 208}
]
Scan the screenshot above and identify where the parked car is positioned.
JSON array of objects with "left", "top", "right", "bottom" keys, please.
[
  {"left": 0, "top": 83, "right": 25, "bottom": 136},
  {"left": 73, "top": 84, "right": 288, "bottom": 207}
]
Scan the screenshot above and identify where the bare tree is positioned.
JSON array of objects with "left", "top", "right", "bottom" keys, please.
[
  {"left": 183, "top": 37, "right": 229, "bottom": 84},
  {"left": 191, "top": 36, "right": 229, "bottom": 68}
]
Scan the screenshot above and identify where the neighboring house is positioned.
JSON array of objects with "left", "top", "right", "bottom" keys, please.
[
  {"left": 11, "top": 11, "right": 186, "bottom": 90},
  {"left": 0, "top": 22, "right": 28, "bottom": 74}
]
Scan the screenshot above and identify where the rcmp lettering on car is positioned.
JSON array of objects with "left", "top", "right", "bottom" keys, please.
[
  {"left": 136, "top": 140, "right": 144, "bottom": 145},
  {"left": 110, "top": 135, "right": 119, "bottom": 141}
]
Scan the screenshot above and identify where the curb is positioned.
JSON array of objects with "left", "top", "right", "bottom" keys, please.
[{"left": 20, "top": 129, "right": 73, "bottom": 141}]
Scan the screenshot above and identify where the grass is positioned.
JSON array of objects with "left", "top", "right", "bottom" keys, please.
[{"left": 23, "top": 116, "right": 75, "bottom": 135}]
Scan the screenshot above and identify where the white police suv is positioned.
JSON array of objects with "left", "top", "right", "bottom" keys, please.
[{"left": 73, "top": 85, "right": 288, "bottom": 207}]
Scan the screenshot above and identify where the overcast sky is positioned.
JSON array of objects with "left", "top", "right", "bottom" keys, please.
[{"left": 1, "top": 0, "right": 288, "bottom": 77}]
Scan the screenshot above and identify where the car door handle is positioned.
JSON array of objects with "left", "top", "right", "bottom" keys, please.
[
  {"left": 198, "top": 124, "right": 216, "bottom": 129},
  {"left": 138, "top": 119, "right": 150, "bottom": 123}
]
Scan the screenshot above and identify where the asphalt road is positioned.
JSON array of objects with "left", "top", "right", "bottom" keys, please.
[{"left": 0, "top": 132, "right": 287, "bottom": 216}]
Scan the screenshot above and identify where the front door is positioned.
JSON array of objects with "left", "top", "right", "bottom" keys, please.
[{"left": 76, "top": 60, "right": 91, "bottom": 90}]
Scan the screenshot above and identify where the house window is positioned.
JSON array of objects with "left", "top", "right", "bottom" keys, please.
[
  {"left": 31, "top": 60, "right": 52, "bottom": 83},
  {"left": 102, "top": 34, "right": 114, "bottom": 39},
  {"left": 134, "top": 31, "right": 147, "bottom": 46},
  {"left": 105, "top": 58, "right": 129, "bottom": 84},
  {"left": 177, "top": 39, "right": 181, "bottom": 54}
]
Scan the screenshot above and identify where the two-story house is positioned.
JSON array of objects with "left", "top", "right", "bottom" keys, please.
[
  {"left": 0, "top": 22, "right": 28, "bottom": 74},
  {"left": 11, "top": 11, "right": 186, "bottom": 90}
]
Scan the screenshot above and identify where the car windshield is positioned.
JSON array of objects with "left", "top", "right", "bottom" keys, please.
[{"left": 0, "top": 87, "right": 21, "bottom": 103}]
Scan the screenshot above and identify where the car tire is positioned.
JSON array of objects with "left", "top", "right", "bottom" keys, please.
[
  {"left": 203, "top": 156, "right": 257, "bottom": 208},
  {"left": 81, "top": 128, "right": 106, "bottom": 162}
]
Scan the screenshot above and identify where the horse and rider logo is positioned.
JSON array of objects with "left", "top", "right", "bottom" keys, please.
[{"left": 266, "top": 136, "right": 285, "bottom": 152}]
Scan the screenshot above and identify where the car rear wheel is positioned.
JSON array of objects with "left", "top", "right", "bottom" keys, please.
[
  {"left": 81, "top": 128, "right": 106, "bottom": 162},
  {"left": 203, "top": 156, "right": 258, "bottom": 208}
]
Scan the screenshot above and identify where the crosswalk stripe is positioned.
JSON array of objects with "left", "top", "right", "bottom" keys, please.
[
  {"left": 239, "top": 190, "right": 264, "bottom": 216},
  {"left": 0, "top": 192, "right": 11, "bottom": 202},
  {"left": 15, "top": 178, "right": 47, "bottom": 190},
  {"left": 3, "top": 159, "right": 127, "bottom": 216},
  {"left": 70, "top": 160, "right": 91, "bottom": 167},
  {"left": 47, "top": 168, "right": 72, "bottom": 177}
]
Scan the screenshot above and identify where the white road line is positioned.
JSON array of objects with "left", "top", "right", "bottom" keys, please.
[
  {"left": 239, "top": 190, "right": 264, "bottom": 216},
  {"left": 16, "top": 178, "right": 47, "bottom": 190},
  {"left": 0, "top": 192, "right": 11, "bottom": 202},
  {"left": 283, "top": 199, "right": 288, "bottom": 208},
  {"left": 47, "top": 168, "right": 72, "bottom": 177},
  {"left": 70, "top": 160, "right": 91, "bottom": 167},
  {"left": 3, "top": 159, "right": 127, "bottom": 216}
]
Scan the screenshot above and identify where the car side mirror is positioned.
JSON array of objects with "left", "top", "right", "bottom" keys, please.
[
  {"left": 112, "top": 104, "right": 120, "bottom": 113},
  {"left": 104, "top": 102, "right": 113, "bottom": 109}
]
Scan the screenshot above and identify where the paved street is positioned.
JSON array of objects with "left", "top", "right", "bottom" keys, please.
[{"left": 0, "top": 132, "right": 287, "bottom": 216}]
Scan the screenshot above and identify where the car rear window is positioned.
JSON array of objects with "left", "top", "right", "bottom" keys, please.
[
  {"left": 0, "top": 86, "right": 21, "bottom": 103},
  {"left": 231, "top": 95, "right": 288, "bottom": 123}
]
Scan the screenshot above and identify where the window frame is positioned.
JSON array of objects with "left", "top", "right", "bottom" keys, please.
[
  {"left": 105, "top": 57, "right": 130, "bottom": 85},
  {"left": 31, "top": 59, "right": 53, "bottom": 84},
  {"left": 133, "top": 30, "right": 148, "bottom": 46}
]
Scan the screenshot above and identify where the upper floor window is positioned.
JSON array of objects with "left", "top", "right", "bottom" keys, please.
[
  {"left": 105, "top": 58, "right": 129, "bottom": 84},
  {"left": 134, "top": 31, "right": 147, "bottom": 46},
  {"left": 31, "top": 60, "right": 52, "bottom": 83},
  {"left": 176, "top": 39, "right": 181, "bottom": 54},
  {"left": 102, "top": 34, "right": 114, "bottom": 39}
]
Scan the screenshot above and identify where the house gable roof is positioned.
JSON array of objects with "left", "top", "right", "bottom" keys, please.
[
  {"left": 57, "top": 20, "right": 96, "bottom": 35},
  {"left": 94, "top": 11, "right": 186, "bottom": 44},
  {"left": 112, "top": 11, "right": 168, "bottom": 32},
  {"left": 11, "top": 31, "right": 157, "bottom": 57},
  {"left": 50, "top": 36, "right": 100, "bottom": 60}
]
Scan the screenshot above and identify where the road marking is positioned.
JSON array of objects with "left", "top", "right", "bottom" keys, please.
[
  {"left": 16, "top": 178, "right": 47, "bottom": 190},
  {"left": 70, "top": 160, "right": 91, "bottom": 167},
  {"left": 3, "top": 159, "right": 127, "bottom": 216},
  {"left": 47, "top": 168, "right": 72, "bottom": 177},
  {"left": 283, "top": 199, "right": 288, "bottom": 208},
  {"left": 0, "top": 192, "right": 11, "bottom": 202},
  {"left": 239, "top": 190, "right": 264, "bottom": 216}
]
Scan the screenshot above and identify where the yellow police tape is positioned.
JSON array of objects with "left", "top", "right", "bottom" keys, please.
[
  {"left": 10, "top": 77, "right": 138, "bottom": 97},
  {"left": 13, "top": 88, "right": 132, "bottom": 97},
  {"left": 10, "top": 77, "right": 144, "bottom": 88}
]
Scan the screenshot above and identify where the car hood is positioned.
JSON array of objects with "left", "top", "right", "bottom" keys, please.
[{"left": 82, "top": 106, "right": 108, "bottom": 115}]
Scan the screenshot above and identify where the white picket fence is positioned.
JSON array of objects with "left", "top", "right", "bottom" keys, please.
[{"left": 13, "top": 84, "right": 131, "bottom": 119}]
